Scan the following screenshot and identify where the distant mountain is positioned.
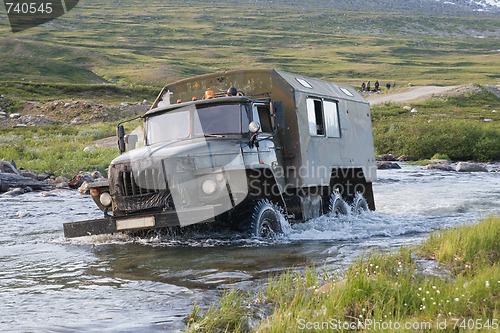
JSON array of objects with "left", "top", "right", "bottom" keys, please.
[
  {"left": 436, "top": 0, "right": 500, "bottom": 11},
  {"left": 261, "top": 0, "right": 500, "bottom": 13}
]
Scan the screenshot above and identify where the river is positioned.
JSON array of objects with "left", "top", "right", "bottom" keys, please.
[{"left": 1, "top": 164, "right": 499, "bottom": 332}]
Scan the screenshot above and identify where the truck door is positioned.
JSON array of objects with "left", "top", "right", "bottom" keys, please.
[{"left": 251, "top": 103, "right": 286, "bottom": 191}]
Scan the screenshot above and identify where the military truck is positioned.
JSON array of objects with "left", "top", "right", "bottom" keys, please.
[{"left": 63, "top": 70, "right": 377, "bottom": 238}]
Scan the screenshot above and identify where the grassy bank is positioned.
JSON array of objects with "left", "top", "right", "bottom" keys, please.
[
  {"left": 372, "top": 87, "right": 500, "bottom": 161},
  {"left": 0, "top": 122, "right": 139, "bottom": 177},
  {"left": 187, "top": 216, "right": 500, "bottom": 332}
]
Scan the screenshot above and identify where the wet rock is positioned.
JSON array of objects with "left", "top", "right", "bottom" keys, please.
[
  {"left": 0, "top": 173, "right": 49, "bottom": 192},
  {"left": 78, "top": 181, "right": 91, "bottom": 194},
  {"left": 16, "top": 210, "right": 32, "bottom": 218},
  {"left": 68, "top": 173, "right": 94, "bottom": 189},
  {"left": 40, "top": 190, "right": 59, "bottom": 197},
  {"left": 56, "top": 182, "right": 69, "bottom": 189},
  {"left": 423, "top": 163, "right": 454, "bottom": 172},
  {"left": 398, "top": 155, "right": 417, "bottom": 162},
  {"left": 4, "top": 187, "right": 26, "bottom": 196},
  {"left": 91, "top": 170, "right": 103, "bottom": 179},
  {"left": 377, "top": 153, "right": 398, "bottom": 161},
  {"left": 19, "top": 169, "right": 38, "bottom": 180},
  {"left": 37, "top": 173, "right": 52, "bottom": 181},
  {"left": 377, "top": 161, "right": 401, "bottom": 170},
  {"left": 54, "top": 176, "right": 68, "bottom": 184},
  {"left": 455, "top": 162, "right": 488, "bottom": 172},
  {"left": 0, "top": 160, "right": 20, "bottom": 175}
]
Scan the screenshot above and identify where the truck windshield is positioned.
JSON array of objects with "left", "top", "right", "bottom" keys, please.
[
  {"left": 194, "top": 104, "right": 248, "bottom": 136},
  {"left": 146, "top": 109, "right": 190, "bottom": 145},
  {"left": 146, "top": 103, "right": 249, "bottom": 145}
]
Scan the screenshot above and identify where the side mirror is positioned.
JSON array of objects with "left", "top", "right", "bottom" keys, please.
[{"left": 117, "top": 125, "right": 126, "bottom": 154}]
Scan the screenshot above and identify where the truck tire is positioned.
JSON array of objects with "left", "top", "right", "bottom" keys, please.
[
  {"left": 352, "top": 192, "right": 369, "bottom": 214},
  {"left": 328, "top": 192, "right": 349, "bottom": 216},
  {"left": 239, "top": 199, "right": 283, "bottom": 238}
]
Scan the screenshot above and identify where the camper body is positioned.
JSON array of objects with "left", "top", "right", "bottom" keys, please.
[{"left": 64, "top": 70, "right": 376, "bottom": 238}]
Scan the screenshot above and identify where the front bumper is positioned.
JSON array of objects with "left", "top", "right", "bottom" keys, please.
[{"left": 63, "top": 205, "right": 219, "bottom": 238}]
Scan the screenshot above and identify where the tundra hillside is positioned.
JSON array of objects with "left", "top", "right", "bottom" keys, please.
[{"left": 0, "top": 0, "right": 498, "bottom": 86}]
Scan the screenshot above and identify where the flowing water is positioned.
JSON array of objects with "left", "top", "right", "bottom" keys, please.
[{"left": 1, "top": 164, "right": 499, "bottom": 332}]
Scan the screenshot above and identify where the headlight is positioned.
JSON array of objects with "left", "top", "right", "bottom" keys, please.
[
  {"left": 99, "top": 192, "right": 112, "bottom": 207},
  {"left": 202, "top": 180, "right": 217, "bottom": 195}
]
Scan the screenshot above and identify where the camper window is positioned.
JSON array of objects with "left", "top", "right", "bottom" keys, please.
[
  {"left": 306, "top": 98, "right": 325, "bottom": 136},
  {"left": 324, "top": 100, "right": 341, "bottom": 138}
]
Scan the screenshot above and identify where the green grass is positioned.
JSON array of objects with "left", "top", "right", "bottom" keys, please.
[
  {"left": 372, "top": 87, "right": 500, "bottom": 161},
  {"left": 0, "top": 0, "right": 498, "bottom": 87},
  {"left": 0, "top": 81, "right": 159, "bottom": 103},
  {"left": 187, "top": 216, "right": 500, "bottom": 332},
  {"left": 0, "top": 122, "right": 140, "bottom": 177}
]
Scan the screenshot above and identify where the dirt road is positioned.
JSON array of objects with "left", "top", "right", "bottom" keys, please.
[{"left": 366, "top": 85, "right": 460, "bottom": 105}]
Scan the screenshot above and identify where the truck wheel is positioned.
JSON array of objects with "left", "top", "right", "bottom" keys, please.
[
  {"left": 352, "top": 192, "right": 369, "bottom": 214},
  {"left": 328, "top": 192, "right": 349, "bottom": 216},
  {"left": 241, "top": 199, "right": 283, "bottom": 238}
]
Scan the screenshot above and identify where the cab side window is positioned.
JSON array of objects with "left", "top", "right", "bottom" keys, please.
[{"left": 253, "top": 104, "right": 273, "bottom": 132}]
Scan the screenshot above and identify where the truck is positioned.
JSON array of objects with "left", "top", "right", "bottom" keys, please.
[{"left": 63, "top": 69, "right": 377, "bottom": 238}]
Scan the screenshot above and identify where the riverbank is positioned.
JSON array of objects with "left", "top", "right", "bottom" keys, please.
[
  {"left": 0, "top": 84, "right": 499, "bottom": 181},
  {"left": 187, "top": 216, "right": 500, "bottom": 332}
]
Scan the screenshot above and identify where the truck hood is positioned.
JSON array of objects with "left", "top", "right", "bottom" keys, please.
[{"left": 111, "top": 138, "right": 244, "bottom": 170}]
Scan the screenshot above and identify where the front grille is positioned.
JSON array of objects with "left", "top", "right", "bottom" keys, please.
[
  {"left": 110, "top": 163, "right": 173, "bottom": 213},
  {"left": 120, "top": 168, "right": 166, "bottom": 197}
]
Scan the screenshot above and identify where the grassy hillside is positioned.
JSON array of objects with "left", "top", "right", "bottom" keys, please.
[{"left": 0, "top": 0, "right": 498, "bottom": 90}]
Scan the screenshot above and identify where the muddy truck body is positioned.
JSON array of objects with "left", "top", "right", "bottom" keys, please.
[{"left": 63, "top": 70, "right": 377, "bottom": 238}]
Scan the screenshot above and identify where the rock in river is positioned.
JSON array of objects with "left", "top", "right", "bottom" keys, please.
[{"left": 455, "top": 162, "right": 488, "bottom": 173}]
